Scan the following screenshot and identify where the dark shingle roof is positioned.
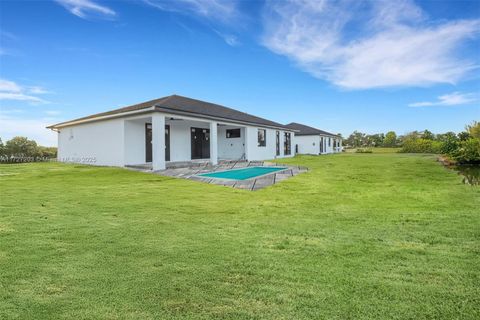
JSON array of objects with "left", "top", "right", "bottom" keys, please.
[
  {"left": 285, "top": 122, "right": 339, "bottom": 137},
  {"left": 48, "top": 95, "right": 292, "bottom": 130}
]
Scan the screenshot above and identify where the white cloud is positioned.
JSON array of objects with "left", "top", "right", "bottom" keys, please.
[
  {"left": 143, "top": 0, "right": 238, "bottom": 23},
  {"left": 0, "top": 113, "right": 58, "bottom": 146},
  {"left": 409, "top": 92, "right": 477, "bottom": 107},
  {"left": 0, "top": 93, "right": 46, "bottom": 103},
  {"left": 0, "top": 79, "right": 49, "bottom": 104},
  {"left": 28, "top": 86, "right": 51, "bottom": 94},
  {"left": 262, "top": 0, "right": 480, "bottom": 89},
  {"left": 0, "top": 79, "right": 21, "bottom": 93},
  {"left": 143, "top": 0, "right": 242, "bottom": 45},
  {"left": 55, "top": 0, "right": 116, "bottom": 19}
]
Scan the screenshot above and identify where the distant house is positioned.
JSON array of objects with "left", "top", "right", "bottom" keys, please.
[
  {"left": 47, "top": 95, "right": 296, "bottom": 170},
  {"left": 285, "top": 122, "right": 342, "bottom": 155}
]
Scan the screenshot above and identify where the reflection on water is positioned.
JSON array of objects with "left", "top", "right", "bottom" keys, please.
[{"left": 452, "top": 165, "right": 480, "bottom": 186}]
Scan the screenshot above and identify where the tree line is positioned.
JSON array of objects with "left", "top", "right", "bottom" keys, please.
[
  {"left": 344, "top": 131, "right": 400, "bottom": 148},
  {"left": 343, "top": 121, "right": 480, "bottom": 164},
  {"left": 0, "top": 136, "right": 57, "bottom": 162}
]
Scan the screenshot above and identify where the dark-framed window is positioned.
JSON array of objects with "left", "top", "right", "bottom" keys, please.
[
  {"left": 284, "top": 132, "right": 291, "bottom": 155},
  {"left": 226, "top": 128, "right": 241, "bottom": 138},
  {"left": 276, "top": 131, "right": 280, "bottom": 156},
  {"left": 258, "top": 129, "right": 266, "bottom": 147}
]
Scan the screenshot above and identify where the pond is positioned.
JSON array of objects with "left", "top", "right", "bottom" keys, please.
[{"left": 451, "top": 165, "right": 480, "bottom": 186}]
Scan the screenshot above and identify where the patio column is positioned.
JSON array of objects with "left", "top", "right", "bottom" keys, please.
[
  {"left": 209, "top": 121, "right": 218, "bottom": 165},
  {"left": 152, "top": 113, "right": 166, "bottom": 171},
  {"left": 244, "top": 126, "right": 251, "bottom": 161}
]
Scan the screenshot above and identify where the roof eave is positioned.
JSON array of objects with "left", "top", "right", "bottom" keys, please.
[
  {"left": 153, "top": 105, "right": 297, "bottom": 131},
  {"left": 47, "top": 106, "right": 156, "bottom": 130},
  {"left": 47, "top": 105, "right": 298, "bottom": 132}
]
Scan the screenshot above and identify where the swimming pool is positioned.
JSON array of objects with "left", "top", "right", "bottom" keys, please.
[{"left": 199, "top": 166, "right": 287, "bottom": 180}]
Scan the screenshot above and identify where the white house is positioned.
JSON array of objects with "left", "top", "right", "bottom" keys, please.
[
  {"left": 48, "top": 95, "right": 296, "bottom": 170},
  {"left": 285, "top": 122, "right": 342, "bottom": 155}
]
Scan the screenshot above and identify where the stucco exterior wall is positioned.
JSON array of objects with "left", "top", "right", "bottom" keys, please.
[
  {"left": 56, "top": 112, "right": 296, "bottom": 167},
  {"left": 124, "top": 120, "right": 146, "bottom": 165},
  {"left": 294, "top": 134, "right": 342, "bottom": 155},
  {"left": 217, "top": 126, "right": 245, "bottom": 160},
  {"left": 167, "top": 119, "right": 209, "bottom": 162},
  {"left": 57, "top": 117, "right": 125, "bottom": 166},
  {"left": 244, "top": 127, "right": 295, "bottom": 161},
  {"left": 295, "top": 135, "right": 320, "bottom": 155}
]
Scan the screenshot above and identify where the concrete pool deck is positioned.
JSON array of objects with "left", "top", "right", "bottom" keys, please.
[{"left": 129, "top": 160, "right": 308, "bottom": 190}]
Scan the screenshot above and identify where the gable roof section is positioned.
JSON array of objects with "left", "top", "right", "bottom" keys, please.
[
  {"left": 285, "top": 122, "right": 339, "bottom": 137},
  {"left": 48, "top": 95, "right": 292, "bottom": 130}
]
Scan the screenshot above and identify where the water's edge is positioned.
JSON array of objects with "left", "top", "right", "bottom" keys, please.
[{"left": 438, "top": 156, "right": 480, "bottom": 186}]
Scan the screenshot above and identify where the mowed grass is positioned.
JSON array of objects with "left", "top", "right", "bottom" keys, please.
[
  {"left": 345, "top": 147, "right": 401, "bottom": 153},
  {"left": 0, "top": 154, "right": 479, "bottom": 319}
]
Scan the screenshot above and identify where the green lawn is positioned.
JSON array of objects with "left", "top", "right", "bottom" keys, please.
[
  {"left": 1, "top": 154, "right": 479, "bottom": 319},
  {"left": 345, "top": 147, "right": 401, "bottom": 153}
]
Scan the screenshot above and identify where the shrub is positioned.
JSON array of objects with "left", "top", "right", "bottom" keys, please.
[
  {"left": 383, "top": 131, "right": 397, "bottom": 147},
  {"left": 355, "top": 148, "right": 373, "bottom": 153},
  {"left": 466, "top": 121, "right": 480, "bottom": 139},
  {"left": 458, "top": 131, "right": 470, "bottom": 141},
  {"left": 450, "top": 138, "right": 480, "bottom": 164},
  {"left": 38, "top": 146, "right": 58, "bottom": 158},
  {"left": 439, "top": 134, "right": 459, "bottom": 155},
  {"left": 399, "top": 138, "right": 442, "bottom": 154}
]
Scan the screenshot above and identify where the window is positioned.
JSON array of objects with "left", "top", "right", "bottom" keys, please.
[
  {"left": 226, "top": 128, "right": 241, "bottom": 138},
  {"left": 258, "top": 129, "right": 266, "bottom": 147},
  {"left": 284, "top": 132, "right": 291, "bottom": 155},
  {"left": 276, "top": 131, "right": 280, "bottom": 156},
  {"left": 328, "top": 137, "right": 331, "bottom": 147}
]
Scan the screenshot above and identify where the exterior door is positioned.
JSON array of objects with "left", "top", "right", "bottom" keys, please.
[
  {"left": 191, "top": 127, "right": 210, "bottom": 159},
  {"left": 145, "top": 123, "right": 170, "bottom": 163},
  {"left": 320, "top": 137, "right": 323, "bottom": 153}
]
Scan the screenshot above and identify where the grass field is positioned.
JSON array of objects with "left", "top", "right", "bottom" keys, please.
[
  {"left": 1, "top": 154, "right": 479, "bottom": 319},
  {"left": 345, "top": 147, "right": 401, "bottom": 153}
]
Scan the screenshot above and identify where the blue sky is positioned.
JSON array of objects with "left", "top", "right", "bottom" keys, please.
[{"left": 0, "top": 0, "right": 479, "bottom": 146}]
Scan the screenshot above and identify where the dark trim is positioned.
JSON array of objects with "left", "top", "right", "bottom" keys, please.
[
  {"left": 276, "top": 131, "right": 280, "bottom": 156},
  {"left": 145, "top": 123, "right": 152, "bottom": 163},
  {"left": 258, "top": 129, "right": 266, "bottom": 147},
  {"left": 226, "top": 128, "right": 241, "bottom": 138},
  {"left": 191, "top": 127, "right": 210, "bottom": 160},
  {"left": 284, "top": 132, "right": 291, "bottom": 155},
  {"left": 165, "top": 124, "right": 170, "bottom": 162},
  {"left": 146, "top": 123, "right": 170, "bottom": 162}
]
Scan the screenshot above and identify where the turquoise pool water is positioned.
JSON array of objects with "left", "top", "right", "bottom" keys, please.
[{"left": 199, "top": 166, "right": 287, "bottom": 180}]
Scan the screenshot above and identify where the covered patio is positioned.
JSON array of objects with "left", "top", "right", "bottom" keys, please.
[{"left": 124, "top": 113, "right": 248, "bottom": 171}]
